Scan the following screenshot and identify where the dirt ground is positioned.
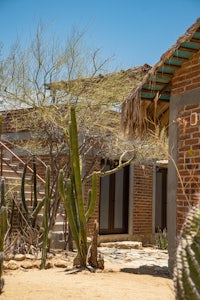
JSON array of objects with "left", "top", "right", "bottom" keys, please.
[{"left": 1, "top": 262, "right": 174, "bottom": 300}]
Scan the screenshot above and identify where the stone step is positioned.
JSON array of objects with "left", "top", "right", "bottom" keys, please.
[
  {"left": 99, "top": 241, "right": 143, "bottom": 250},
  {"left": 53, "top": 221, "right": 66, "bottom": 232},
  {"left": 50, "top": 231, "right": 66, "bottom": 249},
  {"left": 1, "top": 175, "right": 32, "bottom": 182}
]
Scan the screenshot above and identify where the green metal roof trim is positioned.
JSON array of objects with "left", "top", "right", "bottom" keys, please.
[{"left": 137, "top": 18, "right": 200, "bottom": 103}]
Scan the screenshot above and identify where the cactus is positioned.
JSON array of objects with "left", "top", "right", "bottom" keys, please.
[
  {"left": 20, "top": 157, "right": 44, "bottom": 227},
  {"left": 32, "top": 155, "right": 38, "bottom": 228},
  {"left": 40, "top": 165, "right": 51, "bottom": 269},
  {"left": 21, "top": 163, "right": 29, "bottom": 219},
  {"left": 0, "top": 179, "right": 7, "bottom": 293},
  {"left": 58, "top": 106, "right": 98, "bottom": 268},
  {"left": 173, "top": 204, "right": 200, "bottom": 300},
  {"left": 32, "top": 155, "right": 38, "bottom": 211}
]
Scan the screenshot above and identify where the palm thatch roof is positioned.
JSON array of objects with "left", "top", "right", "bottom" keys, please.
[
  {"left": 121, "top": 18, "right": 200, "bottom": 137},
  {"left": 45, "top": 64, "right": 151, "bottom": 105}
]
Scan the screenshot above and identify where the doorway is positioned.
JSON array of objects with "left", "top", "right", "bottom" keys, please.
[
  {"left": 99, "top": 160, "right": 129, "bottom": 234},
  {"left": 155, "top": 166, "right": 167, "bottom": 231}
]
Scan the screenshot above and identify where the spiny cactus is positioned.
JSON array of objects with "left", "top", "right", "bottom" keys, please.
[
  {"left": 40, "top": 165, "right": 51, "bottom": 269},
  {"left": 20, "top": 157, "right": 44, "bottom": 227},
  {"left": 173, "top": 204, "right": 200, "bottom": 300},
  {"left": 58, "top": 106, "right": 98, "bottom": 268},
  {"left": 0, "top": 179, "right": 7, "bottom": 293}
]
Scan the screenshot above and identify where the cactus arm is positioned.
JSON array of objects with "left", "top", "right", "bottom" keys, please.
[
  {"left": 31, "top": 198, "right": 45, "bottom": 219},
  {"left": 21, "top": 163, "right": 29, "bottom": 215},
  {"left": 58, "top": 171, "right": 81, "bottom": 255},
  {"left": 85, "top": 172, "right": 97, "bottom": 223},
  {"left": 68, "top": 178, "right": 79, "bottom": 233},
  {"left": 0, "top": 179, "right": 6, "bottom": 207},
  {"left": 0, "top": 207, "right": 6, "bottom": 291},
  {"left": 0, "top": 180, "right": 6, "bottom": 292},
  {"left": 66, "top": 179, "right": 81, "bottom": 254},
  {"left": 69, "top": 107, "right": 85, "bottom": 217},
  {"left": 32, "top": 155, "right": 38, "bottom": 211},
  {"left": 40, "top": 166, "right": 51, "bottom": 269},
  {"left": 0, "top": 207, "right": 6, "bottom": 252}
]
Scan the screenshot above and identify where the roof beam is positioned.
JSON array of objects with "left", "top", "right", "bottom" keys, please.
[
  {"left": 190, "top": 38, "right": 200, "bottom": 43},
  {"left": 178, "top": 46, "right": 198, "bottom": 53},
  {"left": 171, "top": 55, "right": 188, "bottom": 62},
  {"left": 156, "top": 72, "right": 174, "bottom": 78},
  {"left": 163, "top": 63, "right": 181, "bottom": 70}
]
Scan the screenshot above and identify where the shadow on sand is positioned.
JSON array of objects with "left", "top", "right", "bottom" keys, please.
[{"left": 120, "top": 265, "right": 170, "bottom": 278}]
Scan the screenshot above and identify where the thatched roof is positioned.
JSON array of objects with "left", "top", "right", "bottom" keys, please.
[
  {"left": 121, "top": 18, "right": 200, "bottom": 137},
  {"left": 45, "top": 64, "right": 151, "bottom": 105}
]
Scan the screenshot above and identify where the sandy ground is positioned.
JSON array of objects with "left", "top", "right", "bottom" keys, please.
[{"left": 1, "top": 262, "right": 174, "bottom": 300}]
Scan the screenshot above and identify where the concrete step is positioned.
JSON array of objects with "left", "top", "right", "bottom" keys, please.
[
  {"left": 50, "top": 231, "right": 66, "bottom": 249},
  {"left": 54, "top": 213, "right": 66, "bottom": 222},
  {"left": 53, "top": 221, "right": 66, "bottom": 231},
  {"left": 1, "top": 175, "right": 32, "bottom": 182}
]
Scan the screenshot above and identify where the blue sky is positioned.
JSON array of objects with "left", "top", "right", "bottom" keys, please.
[{"left": 0, "top": 0, "right": 200, "bottom": 71}]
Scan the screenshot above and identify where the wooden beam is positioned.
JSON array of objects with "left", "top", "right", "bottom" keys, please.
[
  {"left": 190, "top": 38, "right": 200, "bottom": 43},
  {"left": 178, "top": 46, "right": 198, "bottom": 53},
  {"left": 171, "top": 55, "right": 188, "bottom": 62},
  {"left": 163, "top": 63, "right": 181, "bottom": 70}
]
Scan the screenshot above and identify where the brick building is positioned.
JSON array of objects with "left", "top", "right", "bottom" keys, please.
[
  {"left": 121, "top": 18, "right": 200, "bottom": 273},
  {"left": 0, "top": 106, "right": 167, "bottom": 246}
]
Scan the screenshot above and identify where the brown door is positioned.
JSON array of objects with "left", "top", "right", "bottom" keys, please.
[{"left": 99, "top": 160, "right": 129, "bottom": 234}]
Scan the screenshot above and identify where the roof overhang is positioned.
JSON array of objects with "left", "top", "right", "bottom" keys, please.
[{"left": 121, "top": 18, "right": 200, "bottom": 136}]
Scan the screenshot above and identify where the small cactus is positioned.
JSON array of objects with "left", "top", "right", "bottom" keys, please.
[
  {"left": 173, "top": 204, "right": 200, "bottom": 300},
  {"left": 20, "top": 157, "right": 44, "bottom": 227},
  {"left": 0, "top": 179, "right": 7, "bottom": 293},
  {"left": 40, "top": 165, "right": 51, "bottom": 269}
]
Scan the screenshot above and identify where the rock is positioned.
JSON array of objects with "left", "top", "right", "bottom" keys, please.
[
  {"left": 45, "top": 262, "right": 53, "bottom": 269},
  {"left": 4, "top": 253, "right": 14, "bottom": 261},
  {"left": 5, "top": 260, "right": 19, "bottom": 270},
  {"left": 14, "top": 254, "right": 25, "bottom": 261},
  {"left": 21, "top": 261, "right": 33, "bottom": 269},
  {"left": 47, "top": 253, "right": 54, "bottom": 259},
  {"left": 25, "top": 254, "right": 36, "bottom": 260},
  {"left": 54, "top": 259, "right": 68, "bottom": 268}
]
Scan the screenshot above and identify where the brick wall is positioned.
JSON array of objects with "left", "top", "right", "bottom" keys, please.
[
  {"left": 171, "top": 50, "right": 200, "bottom": 233},
  {"left": 132, "top": 164, "right": 153, "bottom": 234},
  {"left": 172, "top": 51, "right": 200, "bottom": 96},
  {"left": 176, "top": 104, "right": 200, "bottom": 232}
]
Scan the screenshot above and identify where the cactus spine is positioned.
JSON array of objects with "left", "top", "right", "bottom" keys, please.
[
  {"left": 58, "top": 107, "right": 97, "bottom": 268},
  {"left": 40, "top": 165, "right": 51, "bottom": 269},
  {"left": 0, "top": 179, "right": 7, "bottom": 292},
  {"left": 174, "top": 204, "right": 200, "bottom": 300}
]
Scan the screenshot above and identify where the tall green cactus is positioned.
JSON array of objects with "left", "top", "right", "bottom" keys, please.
[
  {"left": 0, "top": 179, "right": 7, "bottom": 293},
  {"left": 58, "top": 107, "right": 98, "bottom": 268},
  {"left": 173, "top": 204, "right": 200, "bottom": 300},
  {"left": 20, "top": 157, "right": 44, "bottom": 227},
  {"left": 40, "top": 165, "right": 51, "bottom": 269}
]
